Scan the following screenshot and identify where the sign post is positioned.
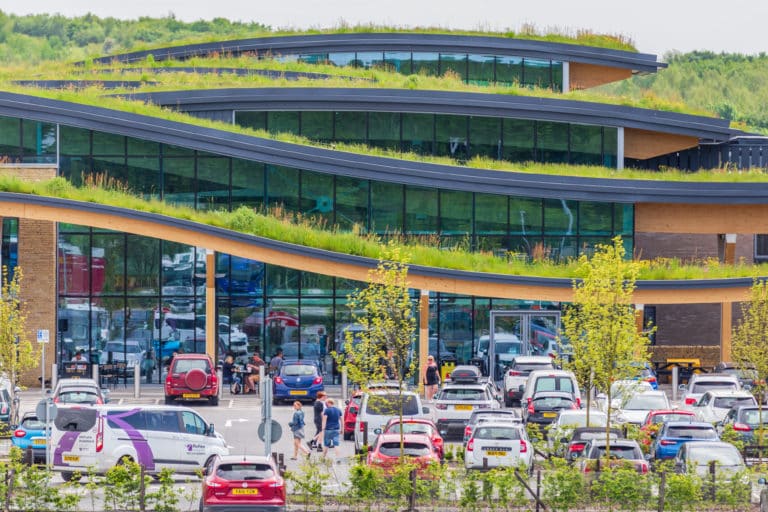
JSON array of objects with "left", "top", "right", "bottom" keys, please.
[{"left": 37, "top": 329, "right": 50, "bottom": 396}]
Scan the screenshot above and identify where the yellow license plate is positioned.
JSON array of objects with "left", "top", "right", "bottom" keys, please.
[
  {"left": 32, "top": 439, "right": 45, "bottom": 446},
  {"left": 455, "top": 404, "right": 473, "bottom": 411},
  {"left": 231, "top": 488, "right": 259, "bottom": 495},
  {"left": 290, "top": 390, "right": 308, "bottom": 395},
  {"left": 63, "top": 455, "right": 79, "bottom": 462},
  {"left": 182, "top": 393, "right": 200, "bottom": 399},
  {"left": 486, "top": 450, "right": 507, "bottom": 456},
  {"left": 542, "top": 412, "right": 557, "bottom": 418}
]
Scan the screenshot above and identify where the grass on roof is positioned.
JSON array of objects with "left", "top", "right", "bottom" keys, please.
[{"left": 0, "top": 173, "right": 765, "bottom": 281}]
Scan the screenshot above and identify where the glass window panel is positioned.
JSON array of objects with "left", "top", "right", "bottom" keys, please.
[
  {"left": 405, "top": 185, "right": 438, "bottom": 234},
  {"left": 551, "top": 61, "right": 564, "bottom": 92},
  {"left": 21, "top": 121, "right": 57, "bottom": 161},
  {"left": 476, "top": 236, "right": 508, "bottom": 256},
  {"left": 301, "top": 270, "right": 334, "bottom": 295},
  {"left": 508, "top": 235, "right": 537, "bottom": 258},
  {"left": 468, "top": 55, "right": 496, "bottom": 85},
  {"left": 300, "top": 111, "right": 333, "bottom": 142},
  {"left": 266, "top": 265, "right": 300, "bottom": 296},
  {"left": 126, "top": 157, "right": 161, "bottom": 200},
  {"left": 126, "top": 235, "right": 159, "bottom": 295},
  {"left": 401, "top": 113, "right": 433, "bottom": 155},
  {"left": 502, "top": 119, "right": 535, "bottom": 162},
  {"left": 435, "top": 114, "right": 467, "bottom": 160},
  {"left": 579, "top": 237, "right": 616, "bottom": 259},
  {"left": 300, "top": 170, "right": 334, "bottom": 224},
  {"left": 161, "top": 241, "right": 196, "bottom": 288},
  {"left": 335, "top": 278, "right": 366, "bottom": 299},
  {"left": 92, "top": 233, "right": 124, "bottom": 295},
  {"left": 197, "top": 157, "right": 230, "bottom": 211},
  {"left": 298, "top": 53, "right": 328, "bottom": 64},
  {"left": 523, "top": 58, "right": 552, "bottom": 88},
  {"left": 126, "top": 137, "right": 159, "bottom": 156},
  {"left": 231, "top": 159, "right": 265, "bottom": 211},
  {"left": 475, "top": 194, "right": 508, "bottom": 236},
  {"left": 570, "top": 124, "right": 603, "bottom": 165},
  {"left": 623, "top": 237, "right": 634, "bottom": 259},
  {"left": 543, "top": 236, "right": 579, "bottom": 262},
  {"left": 218, "top": 254, "right": 265, "bottom": 300},
  {"left": 299, "top": 296, "right": 333, "bottom": 368},
  {"left": 90, "top": 157, "right": 127, "bottom": 186},
  {"left": 495, "top": 56, "right": 523, "bottom": 85},
  {"left": 0, "top": 116, "right": 20, "bottom": 158},
  {"left": 264, "top": 298, "right": 299, "bottom": 356},
  {"left": 439, "top": 53, "right": 467, "bottom": 80},
  {"left": 579, "top": 201, "right": 613, "bottom": 236},
  {"left": 469, "top": 116, "right": 501, "bottom": 159},
  {"left": 371, "top": 181, "right": 403, "bottom": 233},
  {"left": 604, "top": 127, "right": 618, "bottom": 168},
  {"left": 368, "top": 112, "right": 401, "bottom": 151},
  {"left": 335, "top": 176, "right": 369, "bottom": 231},
  {"left": 412, "top": 52, "right": 439, "bottom": 76},
  {"left": 544, "top": 198, "right": 577, "bottom": 236},
  {"left": 59, "top": 233, "right": 91, "bottom": 297},
  {"left": 266, "top": 165, "right": 299, "bottom": 214},
  {"left": 92, "top": 131, "right": 125, "bottom": 156},
  {"left": 163, "top": 144, "right": 194, "bottom": 157},
  {"left": 472, "top": 298, "right": 490, "bottom": 362},
  {"left": 328, "top": 52, "right": 356, "bottom": 67},
  {"left": 440, "top": 190, "right": 472, "bottom": 235},
  {"left": 510, "top": 197, "right": 542, "bottom": 235},
  {"left": 235, "top": 111, "right": 267, "bottom": 132},
  {"left": 163, "top": 157, "right": 195, "bottom": 208},
  {"left": 334, "top": 111, "right": 367, "bottom": 145},
  {"left": 355, "top": 51, "right": 384, "bottom": 68},
  {"left": 438, "top": 296, "right": 474, "bottom": 364},
  {"left": 616, "top": 204, "right": 634, "bottom": 236},
  {"left": 127, "top": 297, "right": 160, "bottom": 381},
  {"left": 59, "top": 125, "right": 89, "bottom": 156},
  {"left": 537, "top": 121, "right": 569, "bottom": 163},
  {"left": 384, "top": 51, "right": 412, "bottom": 74},
  {"left": 1, "top": 218, "right": 18, "bottom": 278},
  {"left": 267, "top": 111, "right": 299, "bottom": 135}
]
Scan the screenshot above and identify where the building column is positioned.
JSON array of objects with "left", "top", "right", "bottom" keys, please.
[
  {"left": 205, "top": 249, "right": 216, "bottom": 362},
  {"left": 635, "top": 303, "right": 645, "bottom": 334},
  {"left": 419, "top": 290, "right": 429, "bottom": 397},
  {"left": 562, "top": 62, "right": 570, "bottom": 93},
  {"left": 724, "top": 234, "right": 737, "bottom": 265},
  {"left": 721, "top": 301, "right": 732, "bottom": 363},
  {"left": 616, "top": 127, "right": 625, "bottom": 170}
]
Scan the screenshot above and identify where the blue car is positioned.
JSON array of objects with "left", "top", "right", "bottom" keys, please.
[
  {"left": 273, "top": 360, "right": 324, "bottom": 405},
  {"left": 651, "top": 421, "right": 719, "bottom": 460},
  {"left": 12, "top": 413, "right": 47, "bottom": 464},
  {"left": 632, "top": 362, "right": 658, "bottom": 390}
]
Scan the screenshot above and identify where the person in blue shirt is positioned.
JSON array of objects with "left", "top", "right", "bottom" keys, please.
[
  {"left": 289, "top": 401, "right": 311, "bottom": 460},
  {"left": 320, "top": 398, "right": 343, "bottom": 460}
]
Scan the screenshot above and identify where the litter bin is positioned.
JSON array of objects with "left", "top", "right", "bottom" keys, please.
[{"left": 440, "top": 361, "right": 456, "bottom": 382}]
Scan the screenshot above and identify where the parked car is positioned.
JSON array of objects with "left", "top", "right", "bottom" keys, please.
[
  {"left": 343, "top": 390, "right": 363, "bottom": 440},
  {"left": 631, "top": 362, "right": 659, "bottom": 390},
  {"left": 200, "top": 455, "right": 285, "bottom": 512},
  {"left": 547, "top": 410, "right": 608, "bottom": 453},
  {"left": 433, "top": 374, "right": 501, "bottom": 440},
  {"left": 382, "top": 418, "right": 445, "bottom": 460},
  {"left": 524, "top": 391, "right": 578, "bottom": 426},
  {"left": 367, "top": 433, "right": 440, "bottom": 474},
  {"left": 615, "top": 390, "right": 671, "bottom": 425},
  {"left": 718, "top": 405, "right": 768, "bottom": 444},
  {"left": 164, "top": 353, "right": 219, "bottom": 406},
  {"left": 693, "top": 390, "right": 756, "bottom": 424},
  {"left": 673, "top": 441, "right": 746, "bottom": 477},
  {"left": 639, "top": 409, "right": 696, "bottom": 449},
  {"left": 651, "top": 421, "right": 720, "bottom": 460},
  {"left": 464, "top": 422, "right": 533, "bottom": 471},
  {"left": 519, "top": 370, "right": 581, "bottom": 413},
  {"left": 680, "top": 374, "right": 741, "bottom": 407},
  {"left": 354, "top": 391, "right": 429, "bottom": 454},
  {"left": 281, "top": 343, "right": 323, "bottom": 371},
  {"left": 558, "top": 427, "right": 623, "bottom": 460},
  {"left": 463, "top": 409, "right": 521, "bottom": 445},
  {"left": 602, "top": 380, "right": 654, "bottom": 414},
  {"left": 476, "top": 333, "right": 523, "bottom": 377},
  {"left": 272, "top": 361, "right": 324, "bottom": 404},
  {"left": 51, "top": 378, "right": 109, "bottom": 405},
  {"left": 503, "top": 356, "right": 555, "bottom": 407},
  {"left": 99, "top": 340, "right": 146, "bottom": 370},
  {"left": 713, "top": 362, "right": 759, "bottom": 389},
  {"left": 577, "top": 439, "right": 649, "bottom": 474},
  {"left": 12, "top": 413, "right": 47, "bottom": 464}
]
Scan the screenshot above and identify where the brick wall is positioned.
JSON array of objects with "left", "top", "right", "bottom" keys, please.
[{"left": 635, "top": 232, "right": 754, "bottom": 262}]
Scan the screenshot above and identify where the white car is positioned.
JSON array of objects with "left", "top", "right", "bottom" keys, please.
[
  {"left": 99, "top": 340, "right": 146, "bottom": 369},
  {"left": 693, "top": 390, "right": 757, "bottom": 424},
  {"left": 681, "top": 373, "right": 741, "bottom": 407},
  {"left": 547, "top": 409, "right": 608, "bottom": 453},
  {"left": 353, "top": 391, "right": 429, "bottom": 454},
  {"left": 464, "top": 421, "right": 533, "bottom": 471},
  {"left": 615, "top": 390, "right": 670, "bottom": 425},
  {"left": 434, "top": 381, "right": 501, "bottom": 440},
  {"left": 599, "top": 380, "right": 654, "bottom": 416},
  {"left": 503, "top": 356, "right": 555, "bottom": 407}
]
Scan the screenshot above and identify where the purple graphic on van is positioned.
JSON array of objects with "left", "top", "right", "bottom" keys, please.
[
  {"left": 53, "top": 431, "right": 80, "bottom": 466},
  {"left": 107, "top": 409, "right": 156, "bottom": 471}
]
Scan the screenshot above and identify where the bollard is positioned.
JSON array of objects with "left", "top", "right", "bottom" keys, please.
[
  {"left": 535, "top": 469, "right": 542, "bottom": 512},
  {"left": 341, "top": 367, "right": 348, "bottom": 400},
  {"left": 139, "top": 465, "right": 146, "bottom": 512},
  {"left": 658, "top": 471, "right": 666, "bottom": 512},
  {"left": 217, "top": 368, "right": 224, "bottom": 400},
  {"left": 709, "top": 460, "right": 716, "bottom": 501},
  {"left": 362, "top": 421, "right": 368, "bottom": 449},
  {"left": 50, "top": 364, "right": 57, "bottom": 392},
  {"left": 408, "top": 468, "right": 417, "bottom": 511},
  {"left": 92, "top": 363, "right": 99, "bottom": 384},
  {"left": 672, "top": 366, "right": 679, "bottom": 403},
  {"left": 483, "top": 457, "right": 488, "bottom": 470},
  {"left": 259, "top": 365, "right": 265, "bottom": 398},
  {"left": 134, "top": 363, "right": 141, "bottom": 399}
]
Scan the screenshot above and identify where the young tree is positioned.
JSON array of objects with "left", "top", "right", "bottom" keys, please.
[
  {"left": 561, "top": 237, "right": 652, "bottom": 457},
  {"left": 731, "top": 278, "right": 768, "bottom": 445},
  {"left": 335, "top": 242, "right": 417, "bottom": 456},
  {"left": 0, "top": 266, "right": 38, "bottom": 387}
]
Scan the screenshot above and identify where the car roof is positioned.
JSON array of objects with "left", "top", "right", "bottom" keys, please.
[
  {"left": 512, "top": 356, "right": 554, "bottom": 364},
  {"left": 650, "top": 409, "right": 694, "bottom": 416},
  {"left": 684, "top": 441, "right": 738, "bottom": 450},
  {"left": 528, "top": 369, "right": 573, "bottom": 377},
  {"left": 664, "top": 421, "right": 714, "bottom": 429},
  {"left": 57, "top": 378, "right": 98, "bottom": 386},
  {"left": 282, "top": 359, "right": 319, "bottom": 366},
  {"left": 472, "top": 421, "right": 524, "bottom": 429},
  {"left": 588, "top": 439, "right": 640, "bottom": 447},
  {"left": 215, "top": 455, "right": 275, "bottom": 465},
  {"left": 385, "top": 417, "right": 435, "bottom": 426},
  {"left": 691, "top": 373, "right": 739, "bottom": 382},
  {"left": 532, "top": 391, "right": 575, "bottom": 398},
  {"left": 702, "top": 390, "right": 752, "bottom": 397},
  {"left": 376, "top": 433, "right": 432, "bottom": 443},
  {"left": 573, "top": 427, "right": 621, "bottom": 435}
]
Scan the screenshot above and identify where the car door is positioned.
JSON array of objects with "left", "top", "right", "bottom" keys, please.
[
  {"left": 142, "top": 410, "right": 185, "bottom": 471},
  {"left": 695, "top": 393, "right": 713, "bottom": 422},
  {"left": 179, "top": 410, "right": 212, "bottom": 470}
]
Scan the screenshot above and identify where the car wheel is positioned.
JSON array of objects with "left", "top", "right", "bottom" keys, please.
[
  {"left": 61, "top": 471, "right": 79, "bottom": 482},
  {"left": 199, "top": 497, "right": 204, "bottom": 512},
  {"left": 164, "top": 396, "right": 174, "bottom": 405},
  {"left": 505, "top": 397, "right": 513, "bottom": 408},
  {"left": 273, "top": 397, "right": 279, "bottom": 406},
  {"left": 209, "top": 395, "right": 219, "bottom": 406}
]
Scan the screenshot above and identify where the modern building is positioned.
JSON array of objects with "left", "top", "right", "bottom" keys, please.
[{"left": 0, "top": 32, "right": 765, "bottom": 387}]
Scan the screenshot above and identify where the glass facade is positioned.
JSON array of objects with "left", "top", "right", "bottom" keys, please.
[
  {"left": 275, "top": 51, "right": 564, "bottom": 90},
  {"left": 1, "top": 218, "right": 18, "bottom": 280},
  {"left": 0, "top": 117, "right": 57, "bottom": 163},
  {"left": 235, "top": 111, "right": 617, "bottom": 167}
]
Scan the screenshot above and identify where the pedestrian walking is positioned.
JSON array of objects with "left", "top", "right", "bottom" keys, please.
[
  {"left": 311, "top": 391, "right": 327, "bottom": 450},
  {"left": 424, "top": 355, "right": 441, "bottom": 400},
  {"left": 289, "top": 401, "right": 311, "bottom": 460},
  {"left": 321, "top": 398, "right": 343, "bottom": 460}
]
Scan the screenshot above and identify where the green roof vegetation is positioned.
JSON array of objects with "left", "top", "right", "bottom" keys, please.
[{"left": 0, "top": 174, "right": 765, "bottom": 281}]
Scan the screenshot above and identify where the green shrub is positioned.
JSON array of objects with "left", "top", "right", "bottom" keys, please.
[
  {"left": 102, "top": 457, "right": 146, "bottom": 512},
  {"left": 591, "top": 464, "right": 652, "bottom": 512},
  {"left": 347, "top": 462, "right": 384, "bottom": 508},
  {"left": 285, "top": 456, "right": 331, "bottom": 512},
  {"left": 662, "top": 471, "right": 703, "bottom": 512},
  {"left": 542, "top": 457, "right": 584, "bottom": 512},
  {"left": 459, "top": 470, "right": 480, "bottom": 510}
]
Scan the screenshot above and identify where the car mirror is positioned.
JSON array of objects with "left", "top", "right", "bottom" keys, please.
[
  {"left": 518, "top": 385, "right": 525, "bottom": 393},
  {"left": 350, "top": 407, "right": 359, "bottom": 415},
  {"left": 345, "top": 399, "right": 350, "bottom": 406},
  {"left": 678, "top": 384, "right": 686, "bottom": 391},
  {"left": 644, "top": 453, "right": 652, "bottom": 461},
  {"left": 373, "top": 428, "right": 382, "bottom": 435},
  {"left": 650, "top": 431, "right": 657, "bottom": 439},
  {"left": 422, "top": 406, "right": 430, "bottom": 414},
  {"left": 208, "top": 423, "right": 215, "bottom": 436},
  {"left": 201, "top": 466, "right": 209, "bottom": 476},
  {"left": 45, "top": 389, "right": 52, "bottom": 396}
]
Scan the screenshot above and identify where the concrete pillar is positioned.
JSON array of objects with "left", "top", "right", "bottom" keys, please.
[
  {"left": 724, "top": 234, "right": 737, "bottom": 265},
  {"left": 721, "top": 302, "right": 733, "bottom": 363},
  {"left": 419, "top": 290, "right": 430, "bottom": 397},
  {"left": 616, "top": 127, "right": 624, "bottom": 170},
  {"left": 562, "top": 62, "right": 570, "bottom": 93},
  {"left": 635, "top": 304, "right": 645, "bottom": 334},
  {"left": 205, "top": 249, "right": 216, "bottom": 361}
]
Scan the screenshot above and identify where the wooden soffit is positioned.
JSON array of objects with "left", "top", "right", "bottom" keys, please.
[
  {"left": 569, "top": 62, "right": 632, "bottom": 90},
  {"left": 624, "top": 128, "right": 699, "bottom": 160},
  {"left": 636, "top": 203, "right": 768, "bottom": 234}
]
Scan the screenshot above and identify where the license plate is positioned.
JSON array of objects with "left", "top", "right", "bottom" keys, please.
[
  {"left": 182, "top": 393, "right": 200, "bottom": 399},
  {"left": 542, "top": 412, "right": 556, "bottom": 418},
  {"left": 32, "top": 439, "right": 45, "bottom": 446},
  {"left": 486, "top": 450, "right": 507, "bottom": 457},
  {"left": 290, "top": 390, "right": 308, "bottom": 395},
  {"left": 231, "top": 488, "right": 259, "bottom": 495},
  {"left": 63, "top": 455, "right": 79, "bottom": 462},
  {"left": 455, "top": 404, "right": 473, "bottom": 411}
]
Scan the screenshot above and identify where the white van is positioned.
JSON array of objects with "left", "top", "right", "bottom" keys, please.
[
  {"left": 353, "top": 390, "right": 430, "bottom": 453},
  {"left": 51, "top": 405, "right": 229, "bottom": 480},
  {"left": 519, "top": 369, "right": 581, "bottom": 422}
]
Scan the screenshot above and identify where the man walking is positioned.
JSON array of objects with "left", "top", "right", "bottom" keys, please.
[
  {"left": 320, "top": 398, "right": 343, "bottom": 461},
  {"left": 311, "top": 391, "right": 327, "bottom": 450}
]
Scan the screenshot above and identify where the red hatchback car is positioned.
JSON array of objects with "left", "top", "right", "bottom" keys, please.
[
  {"left": 367, "top": 433, "right": 441, "bottom": 474},
  {"left": 201, "top": 455, "right": 285, "bottom": 512},
  {"left": 343, "top": 391, "right": 363, "bottom": 440},
  {"left": 165, "top": 354, "right": 219, "bottom": 406},
  {"left": 382, "top": 418, "right": 445, "bottom": 461}
]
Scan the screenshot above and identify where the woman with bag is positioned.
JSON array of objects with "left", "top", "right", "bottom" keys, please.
[
  {"left": 424, "top": 355, "right": 441, "bottom": 400},
  {"left": 289, "top": 401, "right": 311, "bottom": 460}
]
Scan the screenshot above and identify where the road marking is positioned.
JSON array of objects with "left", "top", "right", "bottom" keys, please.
[
  {"left": 224, "top": 418, "right": 250, "bottom": 428},
  {"left": 118, "top": 398, "right": 124, "bottom": 405},
  {"left": 228, "top": 399, "right": 234, "bottom": 408}
]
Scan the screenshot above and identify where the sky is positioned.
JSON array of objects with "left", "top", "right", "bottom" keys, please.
[{"left": 0, "top": 0, "right": 766, "bottom": 57}]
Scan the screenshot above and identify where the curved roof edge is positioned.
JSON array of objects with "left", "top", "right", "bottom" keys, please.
[
  {"left": 125, "top": 87, "right": 734, "bottom": 141},
  {"left": 88, "top": 33, "right": 665, "bottom": 73},
  {"left": 1, "top": 91, "right": 765, "bottom": 205},
  {"left": 0, "top": 192, "right": 758, "bottom": 296}
]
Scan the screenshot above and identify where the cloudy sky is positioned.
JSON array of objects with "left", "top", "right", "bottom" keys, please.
[{"left": 1, "top": 0, "right": 766, "bottom": 57}]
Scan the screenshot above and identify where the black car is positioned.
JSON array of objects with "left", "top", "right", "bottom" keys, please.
[
  {"left": 525, "top": 391, "right": 578, "bottom": 426},
  {"left": 719, "top": 404, "right": 768, "bottom": 445}
]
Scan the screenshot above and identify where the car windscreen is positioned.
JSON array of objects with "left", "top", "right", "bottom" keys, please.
[
  {"left": 216, "top": 463, "right": 275, "bottom": 480},
  {"left": 687, "top": 445, "right": 743, "bottom": 466},
  {"left": 21, "top": 417, "right": 46, "bottom": 430},
  {"left": 379, "top": 442, "right": 431, "bottom": 457},
  {"left": 54, "top": 408, "right": 98, "bottom": 432},
  {"left": 58, "top": 391, "right": 99, "bottom": 404},
  {"left": 534, "top": 377, "right": 574, "bottom": 394},
  {"left": 651, "top": 413, "right": 694, "bottom": 425},
  {"left": 364, "top": 395, "right": 419, "bottom": 416},
  {"left": 437, "top": 388, "right": 486, "bottom": 401},
  {"left": 533, "top": 395, "right": 574, "bottom": 409},
  {"left": 667, "top": 426, "right": 717, "bottom": 439},
  {"left": 623, "top": 395, "right": 668, "bottom": 410},
  {"left": 387, "top": 423, "right": 434, "bottom": 436},
  {"left": 557, "top": 413, "right": 607, "bottom": 428},
  {"left": 473, "top": 426, "right": 521, "bottom": 440},
  {"left": 713, "top": 396, "right": 755, "bottom": 409},
  {"left": 575, "top": 431, "right": 619, "bottom": 442},
  {"left": 281, "top": 364, "right": 317, "bottom": 377},
  {"left": 496, "top": 342, "right": 522, "bottom": 355},
  {"left": 173, "top": 359, "right": 210, "bottom": 373},
  {"left": 591, "top": 445, "right": 641, "bottom": 460},
  {"left": 513, "top": 363, "right": 554, "bottom": 373},
  {"left": 103, "top": 342, "right": 141, "bottom": 353},
  {"left": 691, "top": 381, "right": 738, "bottom": 393},
  {"left": 742, "top": 410, "right": 768, "bottom": 425}
]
